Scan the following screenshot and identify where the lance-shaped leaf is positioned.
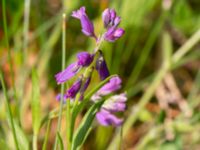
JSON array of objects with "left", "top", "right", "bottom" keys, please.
[
  {"left": 71, "top": 100, "right": 104, "bottom": 150},
  {"left": 31, "top": 69, "right": 41, "bottom": 135}
]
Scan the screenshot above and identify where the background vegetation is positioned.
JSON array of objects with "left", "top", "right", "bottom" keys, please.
[{"left": 1, "top": 0, "right": 200, "bottom": 149}]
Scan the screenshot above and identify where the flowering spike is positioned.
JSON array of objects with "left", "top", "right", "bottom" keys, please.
[{"left": 72, "top": 6, "right": 96, "bottom": 38}]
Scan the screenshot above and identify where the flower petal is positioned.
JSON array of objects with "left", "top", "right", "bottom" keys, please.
[
  {"left": 71, "top": 6, "right": 86, "bottom": 19},
  {"left": 96, "top": 54, "right": 110, "bottom": 80},
  {"left": 55, "top": 62, "right": 80, "bottom": 84},
  {"left": 77, "top": 52, "right": 94, "bottom": 67},
  {"left": 103, "top": 93, "right": 127, "bottom": 112},
  {"left": 66, "top": 78, "right": 82, "bottom": 99},
  {"left": 80, "top": 15, "right": 95, "bottom": 37},
  {"left": 96, "top": 109, "right": 123, "bottom": 126},
  {"left": 104, "top": 27, "right": 125, "bottom": 42}
]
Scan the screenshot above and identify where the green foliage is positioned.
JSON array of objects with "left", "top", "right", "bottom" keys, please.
[{"left": 72, "top": 100, "right": 104, "bottom": 150}]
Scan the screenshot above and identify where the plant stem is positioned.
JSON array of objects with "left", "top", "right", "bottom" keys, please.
[
  {"left": 172, "top": 28, "right": 200, "bottom": 63},
  {"left": 33, "top": 134, "right": 38, "bottom": 150},
  {"left": 42, "top": 119, "right": 51, "bottom": 150},
  {"left": 66, "top": 97, "right": 71, "bottom": 149},
  {"left": 53, "top": 13, "right": 67, "bottom": 150},
  {"left": 0, "top": 71, "right": 20, "bottom": 150},
  {"left": 23, "top": 0, "right": 31, "bottom": 62}
]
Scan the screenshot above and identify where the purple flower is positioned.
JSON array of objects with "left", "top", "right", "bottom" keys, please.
[
  {"left": 55, "top": 52, "right": 93, "bottom": 84},
  {"left": 104, "top": 27, "right": 125, "bottom": 42},
  {"left": 102, "top": 8, "right": 121, "bottom": 29},
  {"left": 65, "top": 78, "right": 82, "bottom": 99},
  {"left": 102, "top": 93, "right": 127, "bottom": 112},
  {"left": 56, "top": 93, "right": 67, "bottom": 102},
  {"left": 55, "top": 63, "right": 80, "bottom": 84},
  {"left": 79, "top": 77, "right": 91, "bottom": 100},
  {"left": 102, "top": 8, "right": 124, "bottom": 42},
  {"left": 77, "top": 52, "right": 94, "bottom": 66},
  {"left": 81, "top": 77, "right": 91, "bottom": 93},
  {"left": 72, "top": 7, "right": 96, "bottom": 38},
  {"left": 96, "top": 93, "right": 127, "bottom": 126},
  {"left": 56, "top": 78, "right": 82, "bottom": 101},
  {"left": 91, "top": 76, "right": 122, "bottom": 101},
  {"left": 96, "top": 109, "right": 123, "bottom": 126},
  {"left": 96, "top": 54, "right": 110, "bottom": 80}
]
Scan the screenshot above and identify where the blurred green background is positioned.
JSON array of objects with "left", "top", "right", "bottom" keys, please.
[{"left": 1, "top": 0, "right": 200, "bottom": 149}]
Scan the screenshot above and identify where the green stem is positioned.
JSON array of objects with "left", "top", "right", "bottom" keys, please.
[
  {"left": 66, "top": 98, "right": 71, "bottom": 149},
  {"left": 0, "top": 71, "right": 20, "bottom": 150},
  {"left": 42, "top": 119, "right": 51, "bottom": 150},
  {"left": 69, "top": 36, "right": 104, "bottom": 148},
  {"left": 53, "top": 13, "right": 67, "bottom": 150},
  {"left": 33, "top": 134, "right": 38, "bottom": 150},
  {"left": 172, "top": 28, "right": 200, "bottom": 63},
  {"left": 23, "top": 0, "right": 31, "bottom": 62}
]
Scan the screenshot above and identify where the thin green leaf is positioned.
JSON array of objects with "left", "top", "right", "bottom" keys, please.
[
  {"left": 71, "top": 100, "right": 104, "bottom": 150},
  {"left": 57, "top": 132, "right": 64, "bottom": 150},
  {"left": 13, "top": 120, "right": 30, "bottom": 150},
  {"left": 0, "top": 71, "right": 20, "bottom": 150},
  {"left": 31, "top": 69, "right": 41, "bottom": 135}
]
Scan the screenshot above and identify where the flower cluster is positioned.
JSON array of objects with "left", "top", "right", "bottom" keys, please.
[
  {"left": 55, "top": 6, "right": 126, "bottom": 126},
  {"left": 72, "top": 6, "right": 125, "bottom": 42},
  {"left": 92, "top": 77, "right": 127, "bottom": 126}
]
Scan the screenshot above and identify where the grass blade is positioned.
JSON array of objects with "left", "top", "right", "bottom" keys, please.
[
  {"left": 57, "top": 132, "right": 64, "bottom": 150},
  {"left": 0, "top": 71, "right": 20, "bottom": 150},
  {"left": 31, "top": 69, "right": 41, "bottom": 150}
]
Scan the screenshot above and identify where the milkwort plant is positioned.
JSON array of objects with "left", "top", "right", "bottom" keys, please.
[{"left": 54, "top": 6, "right": 126, "bottom": 149}]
